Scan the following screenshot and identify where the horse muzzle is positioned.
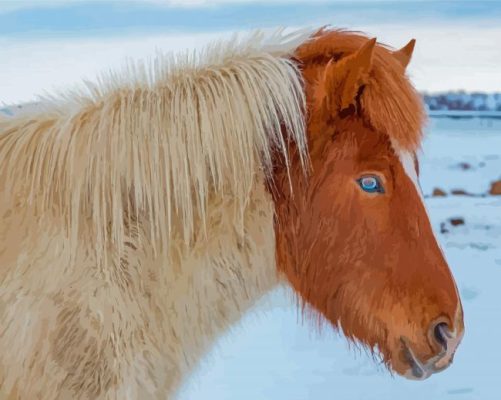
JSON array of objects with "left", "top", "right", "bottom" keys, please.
[{"left": 401, "top": 320, "right": 464, "bottom": 380}]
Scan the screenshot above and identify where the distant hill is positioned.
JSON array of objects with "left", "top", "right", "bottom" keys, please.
[{"left": 422, "top": 92, "right": 501, "bottom": 112}]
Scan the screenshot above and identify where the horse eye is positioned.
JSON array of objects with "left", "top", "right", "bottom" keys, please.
[{"left": 357, "top": 175, "right": 384, "bottom": 194}]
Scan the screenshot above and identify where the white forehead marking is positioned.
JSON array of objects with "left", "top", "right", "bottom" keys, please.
[
  {"left": 395, "top": 147, "right": 445, "bottom": 248},
  {"left": 397, "top": 150, "right": 422, "bottom": 197},
  {"left": 395, "top": 149, "right": 460, "bottom": 304}
]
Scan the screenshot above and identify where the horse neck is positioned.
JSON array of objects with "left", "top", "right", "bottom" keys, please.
[{"left": 153, "top": 171, "right": 280, "bottom": 389}]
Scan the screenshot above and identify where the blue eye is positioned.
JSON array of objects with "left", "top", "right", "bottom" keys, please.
[{"left": 357, "top": 175, "right": 384, "bottom": 193}]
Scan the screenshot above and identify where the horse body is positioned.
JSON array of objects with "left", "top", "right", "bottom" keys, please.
[{"left": 0, "top": 28, "right": 464, "bottom": 399}]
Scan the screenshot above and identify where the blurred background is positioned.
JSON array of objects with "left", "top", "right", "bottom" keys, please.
[{"left": 1, "top": 1, "right": 500, "bottom": 399}]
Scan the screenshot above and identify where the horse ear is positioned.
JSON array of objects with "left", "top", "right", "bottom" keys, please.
[
  {"left": 393, "top": 39, "right": 416, "bottom": 69},
  {"left": 323, "top": 37, "right": 376, "bottom": 113}
]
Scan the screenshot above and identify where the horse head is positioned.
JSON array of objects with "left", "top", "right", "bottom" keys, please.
[{"left": 272, "top": 29, "right": 464, "bottom": 380}]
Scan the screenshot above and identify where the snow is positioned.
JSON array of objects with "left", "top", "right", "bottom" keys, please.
[
  {"left": 179, "top": 117, "right": 501, "bottom": 400},
  {"left": 420, "top": 117, "right": 501, "bottom": 195}
]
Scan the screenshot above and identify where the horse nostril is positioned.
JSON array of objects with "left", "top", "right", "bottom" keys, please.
[{"left": 432, "top": 322, "right": 451, "bottom": 351}]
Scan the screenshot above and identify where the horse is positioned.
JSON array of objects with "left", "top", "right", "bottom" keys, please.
[{"left": 0, "top": 27, "right": 464, "bottom": 399}]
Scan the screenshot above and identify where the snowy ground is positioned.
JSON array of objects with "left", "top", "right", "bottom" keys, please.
[{"left": 179, "top": 117, "right": 501, "bottom": 400}]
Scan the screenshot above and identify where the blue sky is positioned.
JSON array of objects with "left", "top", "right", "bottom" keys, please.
[{"left": 0, "top": 1, "right": 500, "bottom": 38}]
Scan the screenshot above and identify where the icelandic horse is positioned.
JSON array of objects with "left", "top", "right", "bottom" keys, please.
[{"left": 0, "top": 28, "right": 464, "bottom": 399}]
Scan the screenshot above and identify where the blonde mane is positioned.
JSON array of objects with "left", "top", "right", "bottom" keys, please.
[{"left": 0, "top": 29, "right": 312, "bottom": 261}]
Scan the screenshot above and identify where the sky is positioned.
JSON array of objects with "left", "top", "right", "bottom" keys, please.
[
  {"left": 1, "top": 1, "right": 500, "bottom": 36},
  {"left": 0, "top": 0, "right": 500, "bottom": 104}
]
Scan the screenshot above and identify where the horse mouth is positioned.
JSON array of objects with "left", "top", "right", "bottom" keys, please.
[
  {"left": 399, "top": 337, "right": 453, "bottom": 380},
  {"left": 400, "top": 338, "right": 430, "bottom": 380}
]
